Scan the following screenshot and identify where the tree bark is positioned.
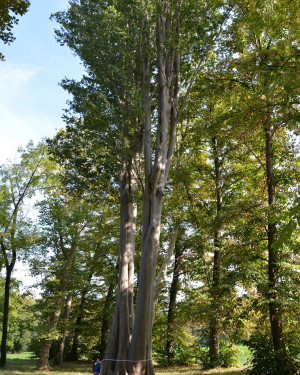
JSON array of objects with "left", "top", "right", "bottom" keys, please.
[
  {"left": 0, "top": 263, "right": 14, "bottom": 367},
  {"left": 127, "top": 5, "right": 181, "bottom": 374},
  {"left": 69, "top": 283, "right": 90, "bottom": 361},
  {"left": 53, "top": 292, "right": 73, "bottom": 367},
  {"left": 264, "top": 124, "right": 291, "bottom": 374},
  {"left": 166, "top": 241, "right": 183, "bottom": 365},
  {"left": 155, "top": 223, "right": 178, "bottom": 302},
  {"left": 209, "top": 136, "right": 223, "bottom": 367},
  {"left": 99, "top": 282, "right": 115, "bottom": 358},
  {"left": 36, "top": 240, "right": 78, "bottom": 371},
  {"left": 0, "top": 211, "right": 17, "bottom": 368},
  {"left": 102, "top": 153, "right": 138, "bottom": 375}
]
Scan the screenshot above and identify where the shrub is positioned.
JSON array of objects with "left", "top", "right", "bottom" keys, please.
[
  {"left": 245, "top": 330, "right": 300, "bottom": 375},
  {"left": 200, "top": 340, "right": 239, "bottom": 369}
]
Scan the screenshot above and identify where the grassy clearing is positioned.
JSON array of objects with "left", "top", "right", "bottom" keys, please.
[
  {"left": 0, "top": 353, "right": 246, "bottom": 375},
  {"left": 236, "top": 345, "right": 251, "bottom": 367}
]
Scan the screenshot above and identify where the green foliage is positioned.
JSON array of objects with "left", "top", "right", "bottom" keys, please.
[
  {"left": 199, "top": 341, "right": 239, "bottom": 369},
  {"left": 0, "top": 0, "right": 30, "bottom": 60},
  {"left": 246, "top": 328, "right": 300, "bottom": 375},
  {"left": 0, "top": 278, "right": 38, "bottom": 353}
]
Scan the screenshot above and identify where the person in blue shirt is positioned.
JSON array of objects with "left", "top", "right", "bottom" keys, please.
[{"left": 93, "top": 358, "right": 102, "bottom": 374}]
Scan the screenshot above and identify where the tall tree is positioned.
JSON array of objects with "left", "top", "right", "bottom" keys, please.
[
  {"left": 0, "top": 144, "right": 47, "bottom": 367},
  {"left": 53, "top": 1, "right": 231, "bottom": 373},
  {"left": 36, "top": 193, "right": 94, "bottom": 370},
  {"left": 225, "top": 1, "right": 300, "bottom": 372}
]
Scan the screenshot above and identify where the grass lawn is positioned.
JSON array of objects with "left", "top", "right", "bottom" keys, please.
[{"left": 0, "top": 353, "right": 246, "bottom": 375}]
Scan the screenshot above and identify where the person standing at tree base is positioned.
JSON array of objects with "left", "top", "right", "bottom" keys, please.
[{"left": 92, "top": 358, "right": 102, "bottom": 374}]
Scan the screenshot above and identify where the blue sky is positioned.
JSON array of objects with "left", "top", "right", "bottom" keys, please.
[{"left": 0, "top": 0, "right": 84, "bottom": 163}]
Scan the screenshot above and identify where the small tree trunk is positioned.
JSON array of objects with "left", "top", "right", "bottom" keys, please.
[
  {"left": 36, "top": 241, "right": 78, "bottom": 370},
  {"left": 0, "top": 264, "right": 14, "bottom": 368},
  {"left": 209, "top": 136, "right": 223, "bottom": 367},
  {"left": 69, "top": 286, "right": 89, "bottom": 361},
  {"left": 53, "top": 292, "right": 73, "bottom": 367},
  {"left": 155, "top": 223, "right": 178, "bottom": 302},
  {"left": 264, "top": 124, "right": 291, "bottom": 374},
  {"left": 166, "top": 241, "right": 182, "bottom": 365},
  {"left": 99, "top": 282, "right": 115, "bottom": 358}
]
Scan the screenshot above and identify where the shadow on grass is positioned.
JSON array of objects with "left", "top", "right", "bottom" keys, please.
[
  {"left": 155, "top": 365, "right": 245, "bottom": 375},
  {"left": 4, "top": 358, "right": 36, "bottom": 369},
  {"left": 0, "top": 358, "right": 91, "bottom": 374}
]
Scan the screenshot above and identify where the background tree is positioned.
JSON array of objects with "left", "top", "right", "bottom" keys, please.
[
  {"left": 0, "top": 144, "right": 48, "bottom": 367},
  {"left": 0, "top": 0, "right": 30, "bottom": 60}
]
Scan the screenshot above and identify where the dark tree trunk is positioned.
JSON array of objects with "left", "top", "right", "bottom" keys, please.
[
  {"left": 209, "top": 136, "right": 223, "bottom": 367},
  {"left": 69, "top": 286, "right": 89, "bottom": 361},
  {"left": 99, "top": 282, "right": 115, "bottom": 358},
  {"left": 264, "top": 124, "right": 291, "bottom": 374},
  {"left": 0, "top": 264, "right": 14, "bottom": 368},
  {"left": 166, "top": 241, "right": 182, "bottom": 365},
  {"left": 36, "top": 241, "right": 78, "bottom": 370},
  {"left": 53, "top": 292, "right": 73, "bottom": 367}
]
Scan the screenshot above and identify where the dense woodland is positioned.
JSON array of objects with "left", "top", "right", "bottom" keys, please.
[{"left": 0, "top": 0, "right": 299, "bottom": 375}]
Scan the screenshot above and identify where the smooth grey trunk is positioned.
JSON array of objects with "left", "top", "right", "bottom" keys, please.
[
  {"left": 127, "top": 4, "right": 181, "bottom": 374},
  {"left": 102, "top": 153, "right": 138, "bottom": 375},
  {"left": 155, "top": 223, "right": 178, "bottom": 302}
]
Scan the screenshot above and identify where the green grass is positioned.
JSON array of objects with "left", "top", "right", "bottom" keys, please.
[
  {"left": 0, "top": 353, "right": 246, "bottom": 375},
  {"left": 236, "top": 345, "right": 251, "bottom": 367}
]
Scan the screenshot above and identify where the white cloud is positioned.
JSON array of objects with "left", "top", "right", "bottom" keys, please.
[
  {"left": 0, "top": 64, "right": 38, "bottom": 96},
  {"left": 0, "top": 105, "right": 60, "bottom": 164}
]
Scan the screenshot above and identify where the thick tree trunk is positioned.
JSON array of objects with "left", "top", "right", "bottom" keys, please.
[
  {"left": 103, "top": 3, "right": 180, "bottom": 374},
  {"left": 36, "top": 241, "right": 78, "bottom": 370},
  {"left": 102, "top": 155, "right": 138, "bottom": 375},
  {"left": 127, "top": 8, "right": 180, "bottom": 375},
  {"left": 53, "top": 292, "right": 73, "bottom": 367},
  {"left": 264, "top": 124, "right": 291, "bottom": 374},
  {"left": 166, "top": 241, "right": 182, "bottom": 365},
  {"left": 0, "top": 264, "right": 14, "bottom": 368}
]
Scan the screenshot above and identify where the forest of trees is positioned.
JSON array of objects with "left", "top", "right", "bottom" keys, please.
[{"left": 0, "top": 1, "right": 299, "bottom": 375}]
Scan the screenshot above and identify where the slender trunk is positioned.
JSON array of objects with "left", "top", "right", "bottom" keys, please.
[
  {"left": 155, "top": 223, "right": 178, "bottom": 302},
  {"left": 166, "top": 241, "right": 182, "bottom": 365},
  {"left": 0, "top": 264, "right": 14, "bottom": 368},
  {"left": 99, "top": 282, "right": 115, "bottom": 358},
  {"left": 209, "top": 246, "right": 221, "bottom": 366},
  {"left": 53, "top": 292, "right": 73, "bottom": 367},
  {"left": 0, "top": 212, "right": 17, "bottom": 368},
  {"left": 209, "top": 136, "right": 223, "bottom": 367},
  {"left": 265, "top": 124, "right": 290, "bottom": 374},
  {"left": 69, "top": 286, "right": 89, "bottom": 361},
  {"left": 36, "top": 242, "right": 78, "bottom": 370}
]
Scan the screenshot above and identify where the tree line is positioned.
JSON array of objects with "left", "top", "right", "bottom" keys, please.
[{"left": 0, "top": 0, "right": 299, "bottom": 374}]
